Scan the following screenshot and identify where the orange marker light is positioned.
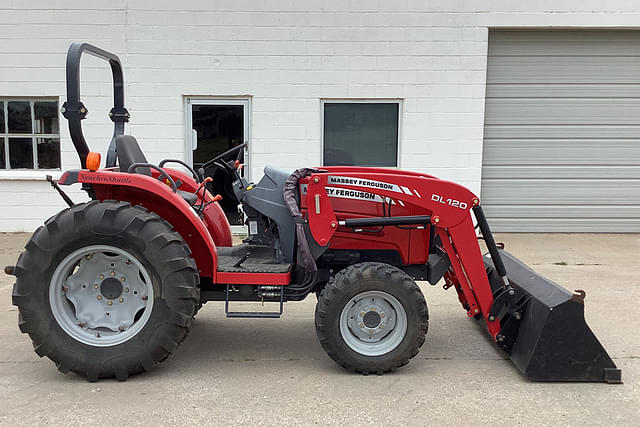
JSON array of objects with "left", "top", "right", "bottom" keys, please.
[{"left": 86, "top": 152, "right": 101, "bottom": 171}]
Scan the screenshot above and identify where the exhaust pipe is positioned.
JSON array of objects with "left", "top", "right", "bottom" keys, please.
[{"left": 484, "top": 250, "right": 622, "bottom": 383}]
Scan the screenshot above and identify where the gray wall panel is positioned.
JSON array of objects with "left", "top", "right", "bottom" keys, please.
[
  {"left": 482, "top": 166, "right": 640, "bottom": 179},
  {"left": 481, "top": 179, "right": 640, "bottom": 205},
  {"left": 485, "top": 125, "right": 640, "bottom": 139},
  {"left": 487, "top": 84, "right": 640, "bottom": 98},
  {"left": 483, "top": 205, "right": 640, "bottom": 219},
  {"left": 483, "top": 140, "right": 640, "bottom": 166},
  {"left": 482, "top": 30, "right": 640, "bottom": 232},
  {"left": 487, "top": 57, "right": 640, "bottom": 84},
  {"left": 485, "top": 99, "right": 640, "bottom": 125}
]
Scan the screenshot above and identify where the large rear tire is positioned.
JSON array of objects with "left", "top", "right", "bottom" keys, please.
[
  {"left": 11, "top": 201, "right": 200, "bottom": 381},
  {"left": 315, "top": 262, "right": 428, "bottom": 374}
]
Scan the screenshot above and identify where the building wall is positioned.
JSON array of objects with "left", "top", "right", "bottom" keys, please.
[{"left": 1, "top": 1, "right": 639, "bottom": 231}]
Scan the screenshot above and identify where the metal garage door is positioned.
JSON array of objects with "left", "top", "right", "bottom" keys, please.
[{"left": 481, "top": 30, "right": 640, "bottom": 232}]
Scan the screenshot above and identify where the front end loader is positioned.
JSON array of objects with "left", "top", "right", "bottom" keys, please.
[{"left": 5, "top": 43, "right": 620, "bottom": 383}]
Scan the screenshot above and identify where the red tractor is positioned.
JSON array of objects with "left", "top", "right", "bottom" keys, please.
[{"left": 7, "top": 43, "right": 620, "bottom": 383}]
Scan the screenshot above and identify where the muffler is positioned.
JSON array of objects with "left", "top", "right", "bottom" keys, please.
[{"left": 483, "top": 250, "right": 621, "bottom": 383}]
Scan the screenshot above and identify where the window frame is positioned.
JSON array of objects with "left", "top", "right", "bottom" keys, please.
[
  {"left": 320, "top": 99, "right": 403, "bottom": 168},
  {"left": 183, "top": 96, "right": 251, "bottom": 181},
  {"left": 0, "top": 97, "right": 61, "bottom": 171},
  {"left": 184, "top": 96, "right": 252, "bottom": 235}
]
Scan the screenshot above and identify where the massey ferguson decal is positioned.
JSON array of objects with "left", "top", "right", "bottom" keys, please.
[
  {"left": 325, "top": 187, "right": 386, "bottom": 203},
  {"left": 327, "top": 176, "right": 406, "bottom": 194},
  {"left": 301, "top": 184, "right": 387, "bottom": 203}
]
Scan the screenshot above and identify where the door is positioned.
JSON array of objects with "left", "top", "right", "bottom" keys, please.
[
  {"left": 186, "top": 98, "right": 249, "bottom": 226},
  {"left": 482, "top": 30, "right": 640, "bottom": 232}
]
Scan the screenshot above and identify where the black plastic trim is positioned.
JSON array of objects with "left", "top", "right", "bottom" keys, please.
[
  {"left": 340, "top": 215, "right": 431, "bottom": 228},
  {"left": 127, "top": 163, "right": 177, "bottom": 192},
  {"left": 159, "top": 159, "right": 202, "bottom": 183}
]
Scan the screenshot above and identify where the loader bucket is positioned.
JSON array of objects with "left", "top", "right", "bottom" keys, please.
[{"left": 483, "top": 250, "right": 621, "bottom": 383}]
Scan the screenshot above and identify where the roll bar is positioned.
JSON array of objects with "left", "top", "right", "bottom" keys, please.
[{"left": 61, "top": 43, "right": 129, "bottom": 169}]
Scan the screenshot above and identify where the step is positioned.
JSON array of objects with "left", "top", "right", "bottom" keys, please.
[{"left": 224, "top": 284, "right": 284, "bottom": 318}]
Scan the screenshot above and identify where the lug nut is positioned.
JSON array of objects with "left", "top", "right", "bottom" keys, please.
[
  {"left": 110, "top": 271, "right": 116, "bottom": 276},
  {"left": 93, "top": 284, "right": 99, "bottom": 289},
  {"left": 313, "top": 177, "right": 319, "bottom": 183},
  {"left": 474, "top": 308, "right": 479, "bottom": 313},
  {"left": 124, "top": 287, "right": 129, "bottom": 293},
  {"left": 86, "top": 254, "right": 92, "bottom": 260},
  {"left": 508, "top": 289, "right": 515, "bottom": 296},
  {"left": 121, "top": 277, "right": 126, "bottom": 282},
  {"left": 99, "top": 274, "right": 104, "bottom": 280},
  {"left": 141, "top": 296, "right": 148, "bottom": 301},
  {"left": 489, "top": 315, "right": 495, "bottom": 322},
  {"left": 380, "top": 313, "right": 385, "bottom": 318},
  {"left": 380, "top": 324, "right": 385, "bottom": 329},
  {"left": 97, "top": 295, "right": 103, "bottom": 301},
  {"left": 119, "top": 298, "right": 124, "bottom": 303},
  {"left": 514, "top": 312, "right": 522, "bottom": 320},
  {"left": 360, "top": 312, "right": 365, "bottom": 317},
  {"left": 359, "top": 323, "right": 365, "bottom": 328},
  {"left": 125, "top": 259, "right": 131, "bottom": 265},
  {"left": 107, "top": 301, "right": 113, "bottom": 306}
]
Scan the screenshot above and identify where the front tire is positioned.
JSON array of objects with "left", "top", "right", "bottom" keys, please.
[
  {"left": 315, "top": 262, "right": 428, "bottom": 374},
  {"left": 11, "top": 201, "right": 200, "bottom": 381}
]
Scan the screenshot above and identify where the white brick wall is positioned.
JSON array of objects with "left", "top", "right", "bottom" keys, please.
[{"left": 1, "top": 1, "right": 639, "bottom": 231}]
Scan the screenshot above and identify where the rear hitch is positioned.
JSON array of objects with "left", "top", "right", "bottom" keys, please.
[{"left": 47, "top": 175, "right": 75, "bottom": 207}]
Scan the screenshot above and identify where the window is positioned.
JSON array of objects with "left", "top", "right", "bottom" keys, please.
[
  {"left": 0, "top": 99, "right": 61, "bottom": 170},
  {"left": 322, "top": 101, "right": 400, "bottom": 167}
]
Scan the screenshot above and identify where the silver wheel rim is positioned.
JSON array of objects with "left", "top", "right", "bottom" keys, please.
[
  {"left": 339, "top": 290, "right": 407, "bottom": 357},
  {"left": 49, "top": 245, "right": 154, "bottom": 347}
]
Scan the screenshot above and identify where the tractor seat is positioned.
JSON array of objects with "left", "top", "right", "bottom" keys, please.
[
  {"left": 177, "top": 189, "right": 198, "bottom": 205},
  {"left": 115, "top": 135, "right": 198, "bottom": 205}
]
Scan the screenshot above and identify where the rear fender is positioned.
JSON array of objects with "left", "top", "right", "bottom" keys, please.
[{"left": 59, "top": 169, "right": 217, "bottom": 279}]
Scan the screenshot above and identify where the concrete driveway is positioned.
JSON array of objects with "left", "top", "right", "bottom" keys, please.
[{"left": 0, "top": 232, "right": 638, "bottom": 425}]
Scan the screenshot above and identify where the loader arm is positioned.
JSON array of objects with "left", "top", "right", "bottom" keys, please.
[{"left": 303, "top": 168, "right": 621, "bottom": 384}]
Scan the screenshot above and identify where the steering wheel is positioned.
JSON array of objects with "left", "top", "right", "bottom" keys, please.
[
  {"left": 201, "top": 143, "right": 247, "bottom": 176},
  {"left": 159, "top": 159, "right": 202, "bottom": 183}
]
